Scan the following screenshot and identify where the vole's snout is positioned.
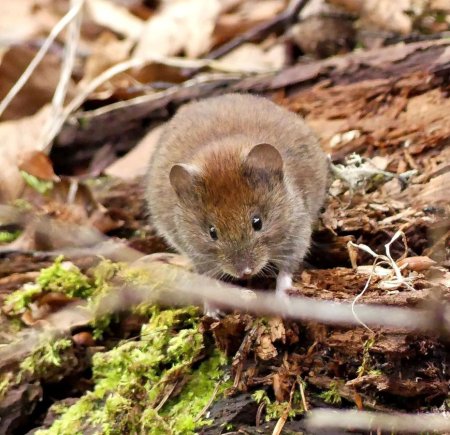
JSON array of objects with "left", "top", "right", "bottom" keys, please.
[
  {"left": 232, "top": 256, "right": 256, "bottom": 279},
  {"left": 238, "top": 267, "right": 253, "bottom": 279}
]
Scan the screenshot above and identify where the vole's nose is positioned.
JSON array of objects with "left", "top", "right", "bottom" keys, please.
[{"left": 238, "top": 267, "right": 253, "bottom": 279}]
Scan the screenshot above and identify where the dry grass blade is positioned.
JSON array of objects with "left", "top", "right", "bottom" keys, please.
[
  {"left": 0, "top": 0, "right": 84, "bottom": 119},
  {"left": 306, "top": 409, "right": 450, "bottom": 432}
]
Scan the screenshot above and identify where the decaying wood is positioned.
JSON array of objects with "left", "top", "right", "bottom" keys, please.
[{"left": 52, "top": 39, "right": 450, "bottom": 171}]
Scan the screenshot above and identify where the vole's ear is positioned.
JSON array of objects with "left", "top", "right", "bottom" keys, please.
[
  {"left": 170, "top": 163, "right": 200, "bottom": 199},
  {"left": 243, "top": 143, "right": 283, "bottom": 183}
]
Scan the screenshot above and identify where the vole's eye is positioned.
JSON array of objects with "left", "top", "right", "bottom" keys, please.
[
  {"left": 209, "top": 225, "right": 218, "bottom": 240},
  {"left": 251, "top": 216, "right": 262, "bottom": 231}
]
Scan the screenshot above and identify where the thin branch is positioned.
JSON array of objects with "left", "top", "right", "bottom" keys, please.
[
  {"left": 41, "top": 0, "right": 83, "bottom": 153},
  {"left": 306, "top": 409, "right": 450, "bottom": 432},
  {"left": 0, "top": 0, "right": 85, "bottom": 119}
]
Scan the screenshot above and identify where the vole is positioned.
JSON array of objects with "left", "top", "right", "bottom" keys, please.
[{"left": 145, "top": 93, "right": 328, "bottom": 316}]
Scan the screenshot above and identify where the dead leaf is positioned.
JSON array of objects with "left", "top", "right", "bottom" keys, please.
[
  {"left": 133, "top": 0, "right": 222, "bottom": 59},
  {"left": 86, "top": 0, "right": 145, "bottom": 40},
  {"left": 220, "top": 42, "right": 285, "bottom": 72},
  {"left": 353, "top": 391, "right": 364, "bottom": 410},
  {"left": 105, "top": 124, "right": 164, "bottom": 179},
  {"left": 82, "top": 32, "right": 134, "bottom": 85},
  {"left": 256, "top": 331, "right": 278, "bottom": 361},
  {"left": 0, "top": 1, "right": 42, "bottom": 44},
  {"left": 72, "top": 331, "right": 95, "bottom": 346},
  {"left": 213, "top": 0, "right": 285, "bottom": 47},
  {"left": 0, "top": 45, "right": 72, "bottom": 120},
  {"left": 19, "top": 151, "right": 59, "bottom": 181},
  {"left": 397, "top": 256, "right": 437, "bottom": 272},
  {"left": 268, "top": 317, "right": 286, "bottom": 343},
  {"left": 328, "top": 0, "right": 412, "bottom": 34},
  {"left": 0, "top": 105, "right": 51, "bottom": 201}
]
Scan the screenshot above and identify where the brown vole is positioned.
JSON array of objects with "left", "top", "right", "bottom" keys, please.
[{"left": 146, "top": 93, "right": 328, "bottom": 316}]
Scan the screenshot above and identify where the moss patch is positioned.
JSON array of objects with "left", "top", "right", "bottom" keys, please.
[
  {"left": 37, "top": 308, "right": 229, "bottom": 435},
  {"left": 0, "top": 229, "right": 21, "bottom": 243}
]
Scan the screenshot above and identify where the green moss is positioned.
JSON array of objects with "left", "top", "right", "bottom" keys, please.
[
  {"left": 4, "top": 283, "right": 42, "bottom": 315},
  {"left": 4, "top": 256, "right": 94, "bottom": 317},
  {"left": 37, "top": 256, "right": 93, "bottom": 298},
  {"left": 0, "top": 230, "right": 21, "bottom": 243},
  {"left": 38, "top": 308, "right": 229, "bottom": 435},
  {"left": 158, "top": 350, "right": 230, "bottom": 433},
  {"left": 19, "top": 338, "right": 73, "bottom": 379},
  {"left": 357, "top": 337, "right": 376, "bottom": 377},
  {"left": 0, "top": 372, "right": 13, "bottom": 399},
  {"left": 252, "top": 388, "right": 305, "bottom": 422},
  {"left": 319, "top": 381, "right": 342, "bottom": 405},
  {"left": 20, "top": 171, "right": 53, "bottom": 194},
  {"left": 3, "top": 257, "right": 124, "bottom": 339},
  {"left": 88, "top": 258, "right": 124, "bottom": 339}
]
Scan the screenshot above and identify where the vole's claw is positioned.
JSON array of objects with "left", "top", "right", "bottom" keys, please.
[{"left": 203, "top": 302, "right": 225, "bottom": 320}]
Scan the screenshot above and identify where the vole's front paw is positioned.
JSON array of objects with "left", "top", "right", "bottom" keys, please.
[
  {"left": 276, "top": 271, "right": 293, "bottom": 299},
  {"left": 203, "top": 302, "right": 225, "bottom": 320}
]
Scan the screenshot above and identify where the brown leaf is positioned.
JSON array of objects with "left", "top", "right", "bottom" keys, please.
[
  {"left": 85, "top": 0, "right": 144, "bottom": 40},
  {"left": 269, "top": 317, "right": 286, "bottom": 344},
  {"left": 353, "top": 391, "right": 364, "bottom": 410},
  {"left": 38, "top": 291, "right": 76, "bottom": 309},
  {"left": 105, "top": 124, "right": 164, "bottom": 179},
  {"left": 21, "top": 292, "right": 79, "bottom": 325},
  {"left": 0, "top": 45, "right": 74, "bottom": 120},
  {"left": 398, "top": 256, "right": 437, "bottom": 272},
  {"left": 256, "top": 333, "right": 278, "bottom": 361},
  {"left": 0, "top": 105, "right": 51, "bottom": 201},
  {"left": 19, "top": 151, "right": 59, "bottom": 181},
  {"left": 72, "top": 331, "right": 95, "bottom": 347}
]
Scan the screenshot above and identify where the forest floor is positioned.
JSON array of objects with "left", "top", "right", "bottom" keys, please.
[{"left": 0, "top": 1, "right": 449, "bottom": 434}]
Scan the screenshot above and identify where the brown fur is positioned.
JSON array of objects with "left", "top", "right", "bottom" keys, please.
[{"left": 146, "top": 93, "right": 328, "bottom": 279}]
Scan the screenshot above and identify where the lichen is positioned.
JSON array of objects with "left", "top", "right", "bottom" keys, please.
[{"left": 37, "top": 308, "right": 230, "bottom": 435}]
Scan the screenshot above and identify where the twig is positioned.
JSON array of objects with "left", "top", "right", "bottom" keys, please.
[
  {"left": 43, "top": 57, "right": 272, "bottom": 149},
  {"left": 194, "top": 381, "right": 222, "bottom": 422},
  {"left": 306, "top": 409, "right": 450, "bottom": 432},
  {"left": 298, "top": 377, "right": 308, "bottom": 412},
  {"left": 272, "top": 381, "right": 297, "bottom": 435},
  {"left": 255, "top": 401, "right": 265, "bottom": 427},
  {"left": 0, "top": 0, "right": 85, "bottom": 119},
  {"left": 41, "top": 0, "right": 83, "bottom": 153},
  {"left": 154, "top": 382, "right": 178, "bottom": 412},
  {"left": 74, "top": 71, "right": 250, "bottom": 121}
]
